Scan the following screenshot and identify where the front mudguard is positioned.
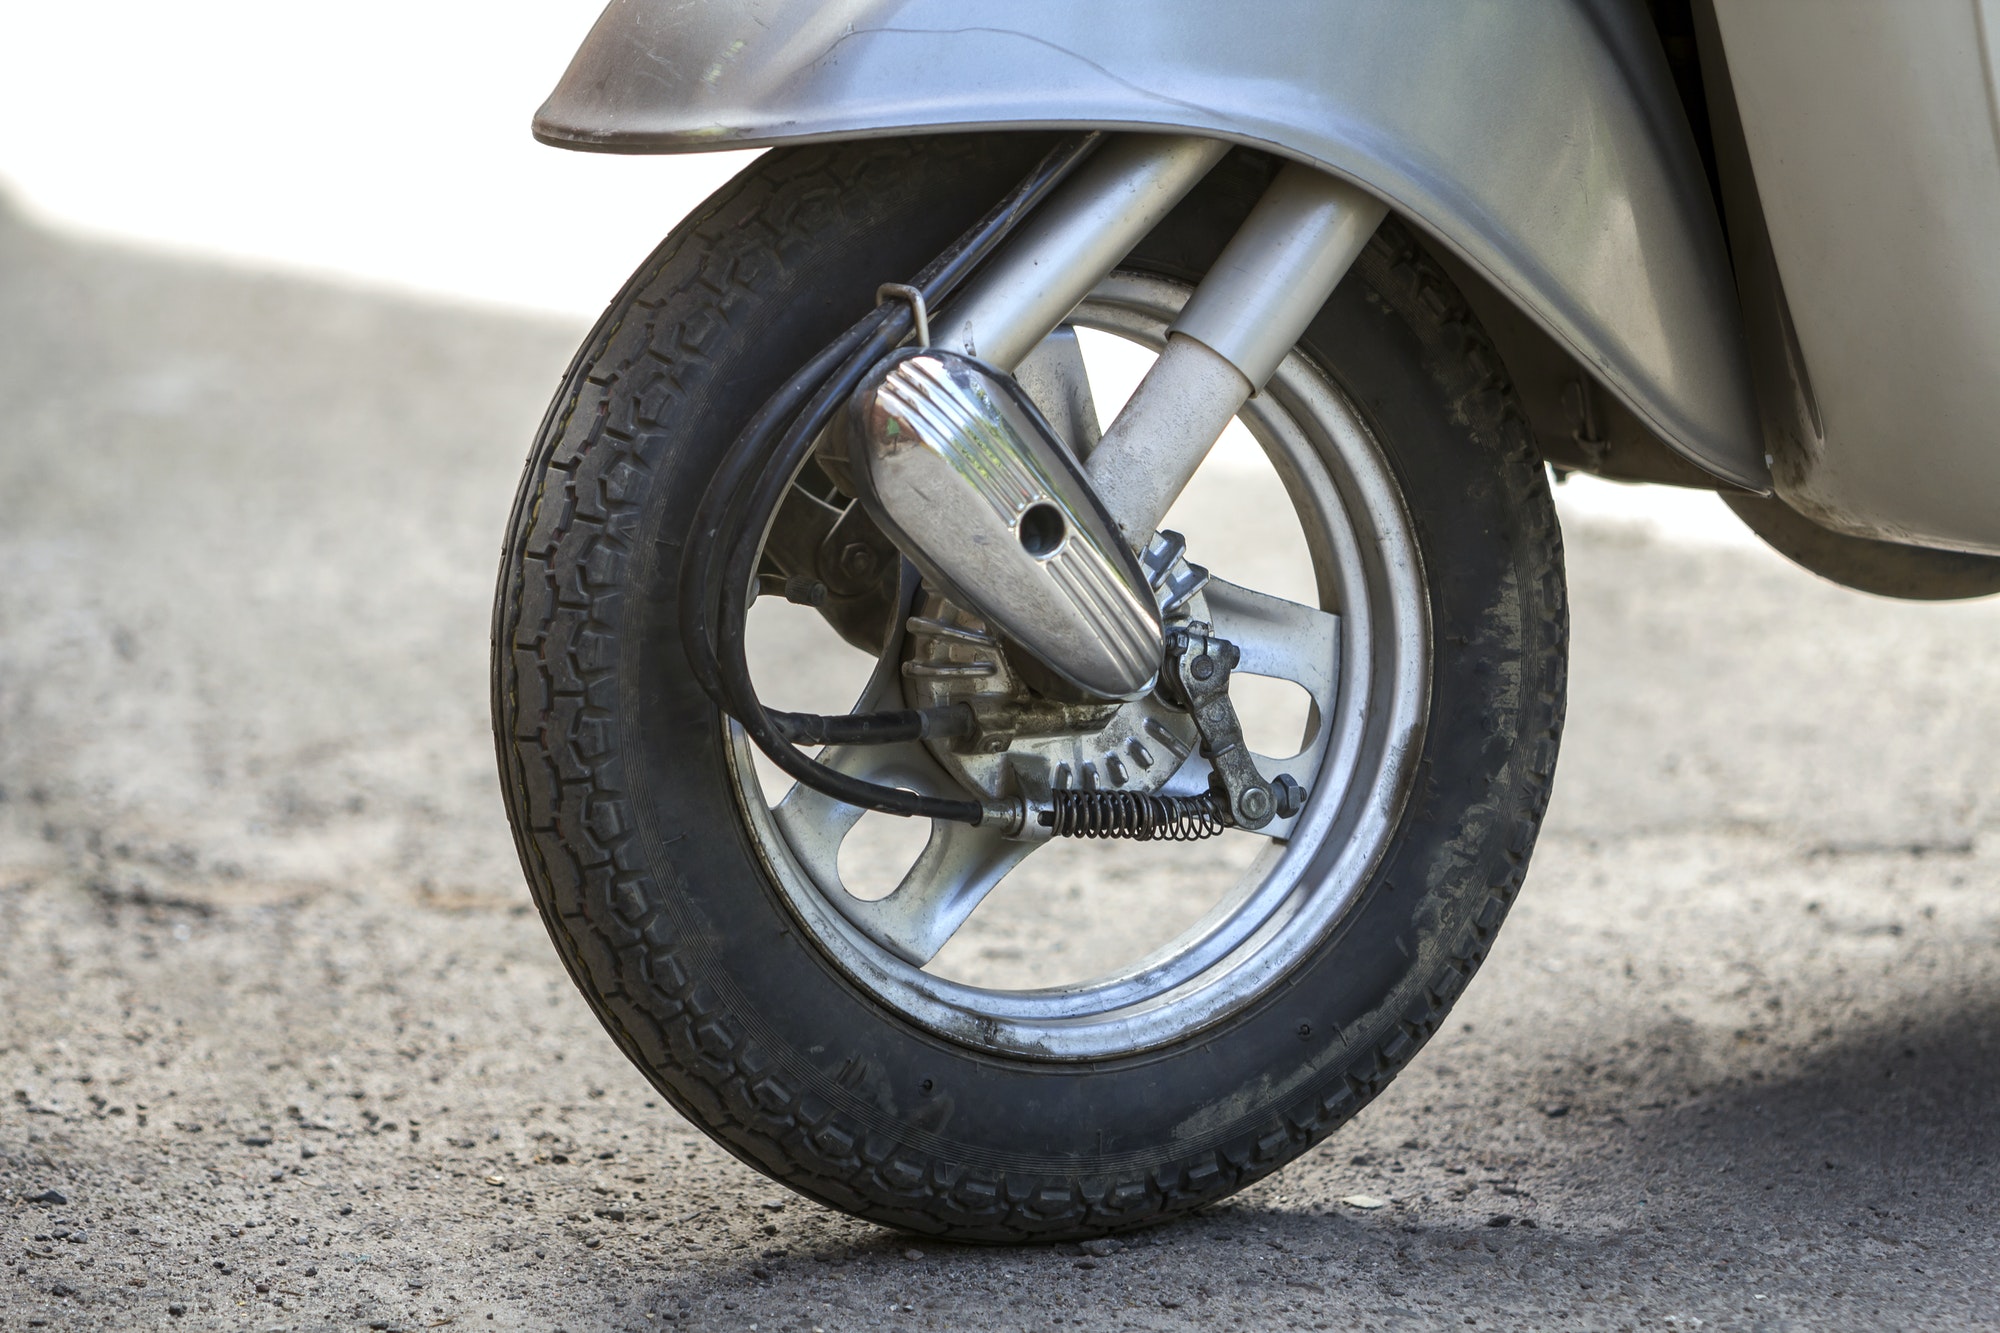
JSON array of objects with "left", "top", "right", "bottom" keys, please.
[{"left": 537, "top": 0, "right": 1767, "bottom": 491}]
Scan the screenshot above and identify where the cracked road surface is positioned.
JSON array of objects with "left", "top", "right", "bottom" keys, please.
[{"left": 3, "top": 197, "right": 1999, "bottom": 1330}]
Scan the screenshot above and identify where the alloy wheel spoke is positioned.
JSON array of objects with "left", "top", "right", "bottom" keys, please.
[
  {"left": 1202, "top": 575, "right": 1340, "bottom": 713},
  {"left": 770, "top": 738, "right": 939, "bottom": 894},
  {"left": 1014, "top": 325, "right": 1103, "bottom": 457},
  {"left": 842, "top": 820, "right": 1034, "bottom": 965},
  {"left": 767, "top": 641, "right": 1041, "bottom": 955}
]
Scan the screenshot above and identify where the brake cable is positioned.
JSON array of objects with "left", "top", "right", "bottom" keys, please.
[{"left": 677, "top": 133, "right": 1105, "bottom": 826}]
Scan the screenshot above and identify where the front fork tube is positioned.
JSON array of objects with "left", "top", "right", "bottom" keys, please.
[{"left": 937, "top": 137, "right": 1389, "bottom": 541}]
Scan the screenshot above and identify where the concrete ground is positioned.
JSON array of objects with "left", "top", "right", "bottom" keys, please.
[{"left": 3, "top": 193, "right": 1998, "bottom": 1332}]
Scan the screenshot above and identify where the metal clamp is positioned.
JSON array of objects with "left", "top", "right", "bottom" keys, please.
[{"left": 876, "top": 283, "right": 930, "bottom": 349}]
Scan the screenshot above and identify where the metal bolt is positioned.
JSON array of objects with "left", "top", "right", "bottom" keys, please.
[
  {"left": 1189, "top": 654, "right": 1216, "bottom": 682},
  {"left": 1239, "top": 785, "right": 1274, "bottom": 822},
  {"left": 839, "top": 543, "right": 881, "bottom": 580},
  {"left": 1271, "top": 773, "right": 1306, "bottom": 819}
]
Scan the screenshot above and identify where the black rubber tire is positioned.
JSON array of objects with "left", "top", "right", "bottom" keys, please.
[{"left": 492, "top": 135, "right": 1566, "bottom": 1242}]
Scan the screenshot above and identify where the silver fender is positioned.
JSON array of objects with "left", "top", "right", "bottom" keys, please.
[{"left": 537, "top": 0, "right": 1768, "bottom": 490}]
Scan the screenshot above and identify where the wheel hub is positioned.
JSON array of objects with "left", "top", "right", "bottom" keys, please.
[
  {"left": 728, "top": 273, "right": 1429, "bottom": 1061},
  {"left": 900, "top": 532, "right": 1213, "bottom": 804}
]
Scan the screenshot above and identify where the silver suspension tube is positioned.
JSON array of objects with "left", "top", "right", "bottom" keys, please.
[
  {"left": 1174, "top": 162, "right": 1390, "bottom": 388},
  {"left": 939, "top": 135, "right": 1231, "bottom": 371},
  {"left": 1088, "top": 163, "right": 1389, "bottom": 543}
]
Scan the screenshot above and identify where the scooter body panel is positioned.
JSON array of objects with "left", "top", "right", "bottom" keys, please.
[
  {"left": 1713, "top": 1, "right": 2000, "bottom": 555},
  {"left": 536, "top": 0, "right": 1768, "bottom": 491}
]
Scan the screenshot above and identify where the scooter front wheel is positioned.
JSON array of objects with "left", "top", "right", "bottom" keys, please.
[{"left": 492, "top": 135, "right": 1565, "bottom": 1240}]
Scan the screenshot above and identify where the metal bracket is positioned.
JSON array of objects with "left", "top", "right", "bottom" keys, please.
[
  {"left": 876, "top": 283, "right": 931, "bottom": 350},
  {"left": 1162, "top": 623, "right": 1304, "bottom": 831},
  {"left": 957, "top": 695, "right": 1123, "bottom": 755}
]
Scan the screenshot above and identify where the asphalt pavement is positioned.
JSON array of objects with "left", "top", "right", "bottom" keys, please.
[{"left": 4, "top": 193, "right": 1999, "bottom": 1331}]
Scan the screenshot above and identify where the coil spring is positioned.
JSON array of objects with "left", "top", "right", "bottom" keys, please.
[{"left": 1043, "top": 789, "right": 1230, "bottom": 841}]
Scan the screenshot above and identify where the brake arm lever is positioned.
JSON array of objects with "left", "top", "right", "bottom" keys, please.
[{"left": 1163, "top": 623, "right": 1306, "bottom": 831}]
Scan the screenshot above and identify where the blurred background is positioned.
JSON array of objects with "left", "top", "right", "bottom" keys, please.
[
  {"left": 3, "top": 5, "right": 1998, "bottom": 1327},
  {"left": 0, "top": 0, "right": 748, "bottom": 905},
  {"left": 0, "top": 0, "right": 753, "bottom": 318}
]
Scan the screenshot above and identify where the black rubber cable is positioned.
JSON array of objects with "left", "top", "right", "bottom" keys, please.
[
  {"left": 677, "top": 132, "right": 1104, "bottom": 823},
  {"left": 767, "top": 704, "right": 976, "bottom": 748},
  {"left": 678, "top": 134, "right": 1100, "bottom": 719},
  {"left": 676, "top": 305, "right": 895, "bottom": 711},
  {"left": 709, "top": 318, "right": 977, "bottom": 820}
]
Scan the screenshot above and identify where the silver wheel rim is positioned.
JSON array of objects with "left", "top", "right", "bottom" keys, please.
[{"left": 727, "top": 271, "right": 1430, "bottom": 1061}]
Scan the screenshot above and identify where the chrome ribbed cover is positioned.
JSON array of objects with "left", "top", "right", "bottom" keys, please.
[{"left": 849, "top": 349, "right": 1161, "bottom": 700}]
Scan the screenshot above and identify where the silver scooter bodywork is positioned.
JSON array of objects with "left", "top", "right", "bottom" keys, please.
[
  {"left": 1711, "top": 2, "right": 2000, "bottom": 555},
  {"left": 535, "top": 0, "right": 1770, "bottom": 492}
]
